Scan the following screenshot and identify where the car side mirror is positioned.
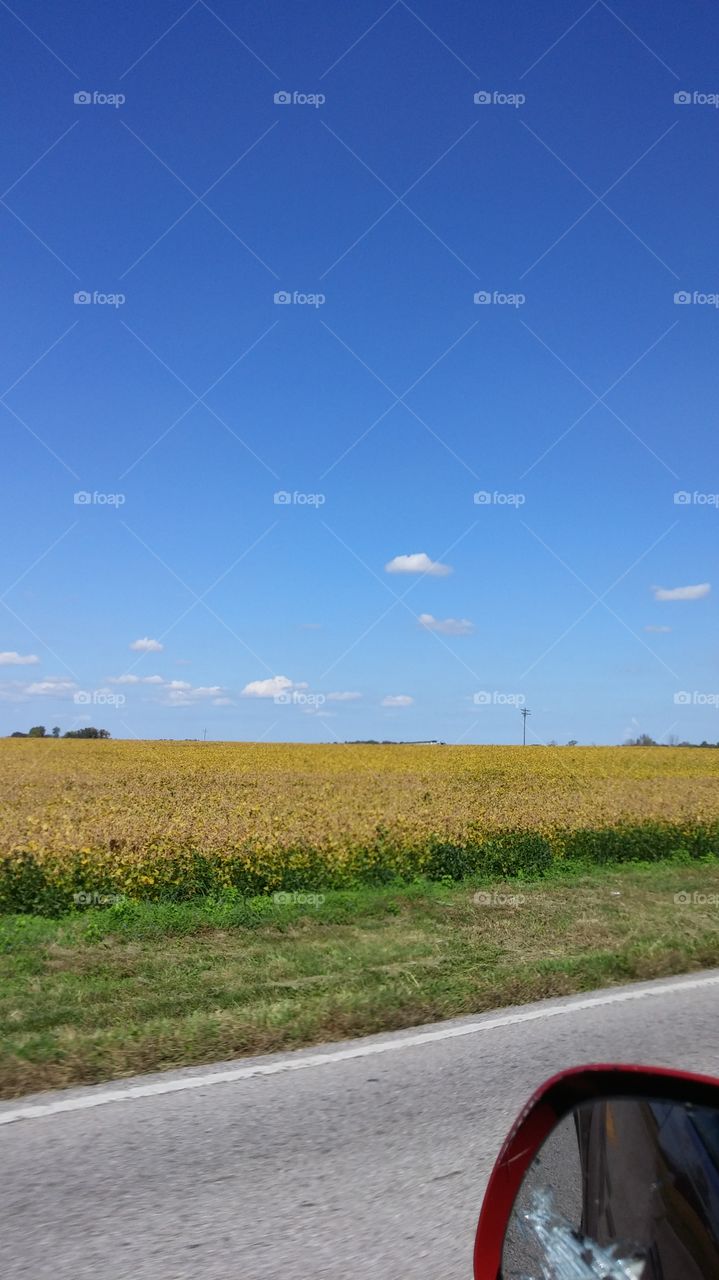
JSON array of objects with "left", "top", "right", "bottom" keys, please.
[{"left": 473, "top": 1065, "right": 719, "bottom": 1279}]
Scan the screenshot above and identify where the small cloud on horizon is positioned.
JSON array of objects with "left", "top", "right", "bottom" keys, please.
[
  {"left": 381, "top": 694, "right": 414, "bottom": 707},
  {"left": 25, "top": 677, "right": 77, "bottom": 696},
  {"left": 644, "top": 625, "right": 672, "bottom": 633},
  {"left": 326, "top": 691, "right": 362, "bottom": 701},
  {"left": 108, "top": 674, "right": 164, "bottom": 685},
  {"left": 418, "top": 613, "right": 474, "bottom": 636},
  {"left": 130, "top": 637, "right": 164, "bottom": 652},
  {"left": 163, "top": 682, "right": 224, "bottom": 706},
  {"left": 652, "top": 583, "right": 710, "bottom": 601},
  {"left": 0, "top": 651, "right": 39, "bottom": 665},
  {"left": 385, "top": 553, "right": 452, "bottom": 577},
  {"left": 241, "top": 675, "right": 308, "bottom": 699}
]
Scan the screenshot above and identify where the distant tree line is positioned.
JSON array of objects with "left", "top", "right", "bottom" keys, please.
[
  {"left": 342, "top": 739, "right": 445, "bottom": 745},
  {"left": 9, "top": 726, "right": 110, "bottom": 739},
  {"left": 623, "top": 734, "right": 719, "bottom": 747}
]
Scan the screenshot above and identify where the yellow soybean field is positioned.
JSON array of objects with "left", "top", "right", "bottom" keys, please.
[{"left": 2, "top": 740, "right": 719, "bottom": 912}]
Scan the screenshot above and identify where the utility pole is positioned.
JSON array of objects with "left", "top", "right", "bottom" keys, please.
[{"left": 520, "top": 706, "right": 531, "bottom": 745}]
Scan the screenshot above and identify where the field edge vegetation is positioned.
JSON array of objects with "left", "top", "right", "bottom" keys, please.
[
  {"left": 2, "top": 856, "right": 719, "bottom": 1098},
  {"left": 3, "top": 818, "right": 719, "bottom": 915}
]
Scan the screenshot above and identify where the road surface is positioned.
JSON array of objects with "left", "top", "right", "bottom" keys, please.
[{"left": 3, "top": 970, "right": 719, "bottom": 1279}]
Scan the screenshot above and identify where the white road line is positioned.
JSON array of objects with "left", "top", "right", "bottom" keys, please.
[{"left": 3, "top": 971, "right": 719, "bottom": 1126}]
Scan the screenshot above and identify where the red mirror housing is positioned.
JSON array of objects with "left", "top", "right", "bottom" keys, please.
[{"left": 473, "top": 1063, "right": 719, "bottom": 1279}]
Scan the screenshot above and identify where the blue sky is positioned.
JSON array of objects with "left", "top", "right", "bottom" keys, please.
[{"left": 1, "top": 0, "right": 717, "bottom": 744}]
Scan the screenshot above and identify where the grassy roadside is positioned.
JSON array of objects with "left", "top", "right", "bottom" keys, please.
[{"left": 2, "top": 858, "right": 719, "bottom": 1099}]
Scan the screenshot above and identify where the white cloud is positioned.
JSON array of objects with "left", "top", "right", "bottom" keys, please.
[
  {"left": 212, "top": 697, "right": 234, "bottom": 706},
  {"left": 644, "top": 625, "right": 672, "bottom": 633},
  {"left": 385, "top": 553, "right": 452, "bottom": 577},
  {"left": 129, "top": 637, "right": 164, "bottom": 652},
  {"left": 108, "top": 674, "right": 165, "bottom": 685},
  {"left": 0, "top": 683, "right": 31, "bottom": 703},
  {"left": 382, "top": 694, "right": 414, "bottom": 707},
  {"left": 0, "top": 651, "right": 39, "bottom": 665},
  {"left": 652, "top": 583, "right": 710, "bottom": 601},
  {"left": 25, "top": 677, "right": 77, "bottom": 696},
  {"left": 326, "top": 691, "right": 362, "bottom": 701},
  {"left": 108, "top": 676, "right": 227, "bottom": 706},
  {"left": 241, "top": 675, "right": 308, "bottom": 699},
  {"left": 159, "top": 681, "right": 226, "bottom": 707},
  {"left": 418, "top": 613, "right": 474, "bottom": 636}
]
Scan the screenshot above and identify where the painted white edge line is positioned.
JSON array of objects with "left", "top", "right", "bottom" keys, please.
[{"left": 3, "top": 972, "right": 719, "bottom": 1126}]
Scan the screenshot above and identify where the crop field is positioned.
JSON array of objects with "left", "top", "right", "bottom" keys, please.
[
  {"left": 2, "top": 740, "right": 719, "bottom": 914},
  {"left": 3, "top": 740, "right": 719, "bottom": 1092}
]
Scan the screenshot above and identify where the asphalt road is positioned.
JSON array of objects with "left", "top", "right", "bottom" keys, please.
[{"left": 3, "top": 970, "right": 719, "bottom": 1280}]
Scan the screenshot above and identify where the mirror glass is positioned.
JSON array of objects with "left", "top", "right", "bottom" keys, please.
[{"left": 502, "top": 1097, "right": 719, "bottom": 1279}]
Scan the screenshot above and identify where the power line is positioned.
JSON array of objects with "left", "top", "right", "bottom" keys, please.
[{"left": 520, "top": 706, "right": 531, "bottom": 745}]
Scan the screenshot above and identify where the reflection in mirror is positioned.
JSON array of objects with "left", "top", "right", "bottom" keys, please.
[{"left": 502, "top": 1097, "right": 719, "bottom": 1279}]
